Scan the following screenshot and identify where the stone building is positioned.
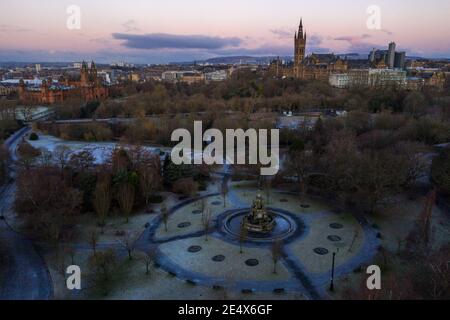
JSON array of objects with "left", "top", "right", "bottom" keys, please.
[
  {"left": 0, "top": 84, "right": 16, "bottom": 97},
  {"left": 18, "top": 61, "right": 108, "bottom": 105},
  {"left": 270, "top": 19, "right": 347, "bottom": 80}
]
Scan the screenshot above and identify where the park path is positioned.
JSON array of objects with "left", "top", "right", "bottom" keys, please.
[{"left": 0, "top": 127, "right": 53, "bottom": 300}]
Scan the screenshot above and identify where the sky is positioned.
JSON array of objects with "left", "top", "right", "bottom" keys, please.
[{"left": 0, "top": 0, "right": 449, "bottom": 63}]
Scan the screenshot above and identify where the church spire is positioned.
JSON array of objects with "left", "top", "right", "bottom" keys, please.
[{"left": 298, "top": 18, "right": 304, "bottom": 39}]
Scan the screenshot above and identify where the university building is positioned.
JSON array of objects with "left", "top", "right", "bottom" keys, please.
[
  {"left": 18, "top": 61, "right": 108, "bottom": 105},
  {"left": 270, "top": 19, "right": 348, "bottom": 80},
  {"left": 330, "top": 69, "right": 407, "bottom": 89},
  {"left": 330, "top": 68, "right": 446, "bottom": 90}
]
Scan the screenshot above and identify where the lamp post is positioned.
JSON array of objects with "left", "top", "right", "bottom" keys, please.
[{"left": 329, "top": 251, "right": 336, "bottom": 292}]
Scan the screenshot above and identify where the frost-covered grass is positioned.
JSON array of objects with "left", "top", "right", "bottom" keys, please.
[{"left": 28, "top": 134, "right": 166, "bottom": 164}]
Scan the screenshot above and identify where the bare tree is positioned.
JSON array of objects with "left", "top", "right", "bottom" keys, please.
[
  {"left": 37, "top": 149, "right": 53, "bottom": 167},
  {"left": 238, "top": 222, "right": 248, "bottom": 254},
  {"left": 172, "top": 178, "right": 198, "bottom": 197},
  {"left": 406, "top": 190, "right": 436, "bottom": 256},
  {"left": 64, "top": 245, "right": 76, "bottom": 265},
  {"left": 89, "top": 228, "right": 99, "bottom": 256},
  {"left": 17, "top": 141, "right": 40, "bottom": 170},
  {"left": 88, "top": 249, "right": 117, "bottom": 296},
  {"left": 117, "top": 182, "right": 135, "bottom": 223},
  {"left": 271, "top": 240, "right": 284, "bottom": 274},
  {"left": 142, "top": 247, "right": 157, "bottom": 275},
  {"left": 348, "top": 230, "right": 359, "bottom": 253},
  {"left": 139, "top": 159, "right": 161, "bottom": 212},
  {"left": 55, "top": 247, "right": 68, "bottom": 279},
  {"left": 287, "top": 140, "right": 313, "bottom": 201},
  {"left": 118, "top": 232, "right": 136, "bottom": 260},
  {"left": 93, "top": 179, "right": 111, "bottom": 234},
  {"left": 68, "top": 150, "right": 95, "bottom": 170},
  {"left": 161, "top": 203, "right": 169, "bottom": 232},
  {"left": 199, "top": 198, "right": 206, "bottom": 215},
  {"left": 53, "top": 145, "right": 71, "bottom": 176},
  {"left": 220, "top": 180, "right": 229, "bottom": 208},
  {"left": 202, "top": 206, "right": 212, "bottom": 241}
]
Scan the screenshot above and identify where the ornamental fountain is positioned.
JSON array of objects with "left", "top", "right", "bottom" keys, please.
[{"left": 242, "top": 194, "right": 275, "bottom": 233}]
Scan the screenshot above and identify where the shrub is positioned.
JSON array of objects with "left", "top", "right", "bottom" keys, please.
[
  {"left": 29, "top": 132, "right": 39, "bottom": 141},
  {"left": 172, "top": 178, "right": 198, "bottom": 197},
  {"left": 148, "top": 194, "right": 164, "bottom": 204},
  {"left": 431, "top": 148, "right": 450, "bottom": 195}
]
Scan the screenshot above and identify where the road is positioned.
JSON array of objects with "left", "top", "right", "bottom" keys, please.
[{"left": 0, "top": 126, "right": 53, "bottom": 300}]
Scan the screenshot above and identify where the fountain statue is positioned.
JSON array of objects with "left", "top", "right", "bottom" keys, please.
[{"left": 243, "top": 194, "right": 275, "bottom": 233}]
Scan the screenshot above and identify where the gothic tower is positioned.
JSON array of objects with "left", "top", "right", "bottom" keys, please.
[
  {"left": 80, "top": 61, "right": 89, "bottom": 86},
  {"left": 294, "top": 19, "right": 306, "bottom": 65},
  {"left": 90, "top": 60, "right": 98, "bottom": 84},
  {"left": 294, "top": 19, "right": 306, "bottom": 78}
]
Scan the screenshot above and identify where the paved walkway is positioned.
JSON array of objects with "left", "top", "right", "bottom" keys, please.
[{"left": 0, "top": 127, "right": 53, "bottom": 299}]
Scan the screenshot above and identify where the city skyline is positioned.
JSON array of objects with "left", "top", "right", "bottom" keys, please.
[{"left": 1, "top": 0, "right": 450, "bottom": 63}]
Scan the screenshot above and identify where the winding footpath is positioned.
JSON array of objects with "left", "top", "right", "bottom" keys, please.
[{"left": 0, "top": 127, "right": 53, "bottom": 300}]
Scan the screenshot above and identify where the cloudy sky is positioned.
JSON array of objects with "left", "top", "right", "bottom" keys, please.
[{"left": 0, "top": 0, "right": 449, "bottom": 63}]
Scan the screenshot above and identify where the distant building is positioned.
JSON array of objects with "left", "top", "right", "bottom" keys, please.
[
  {"left": 366, "top": 69, "right": 406, "bottom": 87},
  {"left": 18, "top": 61, "right": 108, "bottom": 104},
  {"left": 331, "top": 68, "right": 445, "bottom": 91},
  {"left": 387, "top": 42, "right": 396, "bottom": 69},
  {"left": 110, "top": 61, "right": 134, "bottom": 68},
  {"left": 162, "top": 71, "right": 184, "bottom": 82},
  {"left": 369, "top": 43, "right": 406, "bottom": 70},
  {"left": 394, "top": 52, "right": 406, "bottom": 69},
  {"left": 405, "top": 77, "right": 425, "bottom": 90},
  {"left": 162, "top": 71, "right": 204, "bottom": 84},
  {"left": 330, "top": 69, "right": 406, "bottom": 88},
  {"left": 129, "top": 73, "right": 140, "bottom": 82},
  {"left": 204, "top": 70, "right": 228, "bottom": 82},
  {"left": 406, "top": 67, "right": 447, "bottom": 91},
  {"left": 421, "top": 72, "right": 446, "bottom": 90},
  {"left": 74, "top": 61, "right": 92, "bottom": 69},
  {"left": 270, "top": 19, "right": 347, "bottom": 80},
  {"left": 0, "top": 84, "right": 16, "bottom": 97},
  {"left": 329, "top": 73, "right": 350, "bottom": 88},
  {"left": 181, "top": 71, "right": 204, "bottom": 84}
]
